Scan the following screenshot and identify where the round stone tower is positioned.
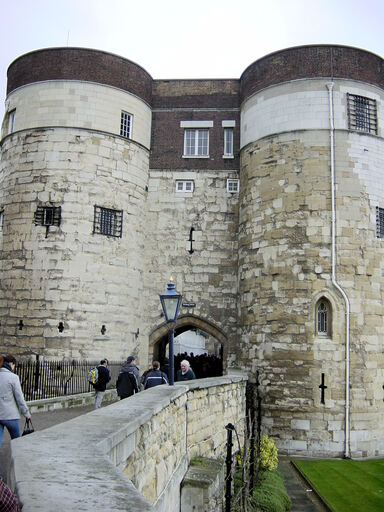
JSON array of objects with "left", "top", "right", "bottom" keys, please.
[
  {"left": 0, "top": 48, "right": 152, "bottom": 360},
  {"left": 238, "top": 45, "right": 384, "bottom": 457}
]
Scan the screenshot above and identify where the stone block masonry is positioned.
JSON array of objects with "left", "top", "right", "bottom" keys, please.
[{"left": 10, "top": 374, "right": 247, "bottom": 512}]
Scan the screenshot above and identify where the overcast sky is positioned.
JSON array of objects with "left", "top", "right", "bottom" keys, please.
[{"left": 1, "top": 0, "right": 384, "bottom": 121}]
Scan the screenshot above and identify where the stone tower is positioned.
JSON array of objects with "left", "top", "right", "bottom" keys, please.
[{"left": 1, "top": 45, "right": 384, "bottom": 458}]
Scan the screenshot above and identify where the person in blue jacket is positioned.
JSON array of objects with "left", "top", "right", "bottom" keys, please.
[{"left": 143, "top": 361, "right": 168, "bottom": 389}]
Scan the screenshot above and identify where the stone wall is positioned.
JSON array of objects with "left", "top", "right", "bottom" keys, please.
[{"left": 10, "top": 374, "right": 247, "bottom": 512}]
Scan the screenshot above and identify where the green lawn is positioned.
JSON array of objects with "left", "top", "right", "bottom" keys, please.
[{"left": 293, "top": 459, "right": 384, "bottom": 512}]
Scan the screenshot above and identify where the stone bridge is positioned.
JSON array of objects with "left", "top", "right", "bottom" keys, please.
[{"left": 9, "top": 374, "right": 247, "bottom": 511}]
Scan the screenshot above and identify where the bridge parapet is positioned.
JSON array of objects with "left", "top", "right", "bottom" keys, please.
[{"left": 10, "top": 374, "right": 247, "bottom": 512}]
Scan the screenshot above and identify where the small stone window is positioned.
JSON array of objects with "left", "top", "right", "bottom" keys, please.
[
  {"left": 34, "top": 205, "right": 61, "bottom": 237},
  {"left": 316, "top": 298, "right": 332, "bottom": 337},
  {"left": 93, "top": 206, "right": 123, "bottom": 238},
  {"left": 347, "top": 93, "right": 377, "bottom": 135},
  {"left": 376, "top": 207, "right": 384, "bottom": 238}
]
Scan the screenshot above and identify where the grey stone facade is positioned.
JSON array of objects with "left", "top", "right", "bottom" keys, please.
[{"left": 1, "top": 45, "right": 384, "bottom": 457}]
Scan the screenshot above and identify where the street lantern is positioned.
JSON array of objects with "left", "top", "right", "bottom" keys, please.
[{"left": 160, "top": 278, "right": 182, "bottom": 385}]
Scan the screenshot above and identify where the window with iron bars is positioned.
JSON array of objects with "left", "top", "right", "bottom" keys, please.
[
  {"left": 34, "top": 206, "right": 61, "bottom": 227},
  {"left": 347, "top": 93, "right": 377, "bottom": 135},
  {"left": 376, "top": 207, "right": 384, "bottom": 238},
  {"left": 93, "top": 206, "right": 123, "bottom": 238}
]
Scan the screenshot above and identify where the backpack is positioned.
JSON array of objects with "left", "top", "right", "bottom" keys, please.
[{"left": 87, "top": 366, "right": 99, "bottom": 385}]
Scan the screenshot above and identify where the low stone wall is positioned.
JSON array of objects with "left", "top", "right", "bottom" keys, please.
[
  {"left": 10, "top": 374, "right": 247, "bottom": 512},
  {"left": 27, "top": 388, "right": 118, "bottom": 413}
]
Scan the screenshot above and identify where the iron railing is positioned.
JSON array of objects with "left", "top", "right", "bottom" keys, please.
[{"left": 15, "top": 359, "right": 123, "bottom": 401}]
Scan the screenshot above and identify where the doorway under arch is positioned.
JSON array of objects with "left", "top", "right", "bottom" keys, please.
[{"left": 149, "top": 315, "right": 227, "bottom": 381}]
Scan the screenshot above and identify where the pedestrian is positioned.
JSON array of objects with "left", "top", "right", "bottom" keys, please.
[
  {"left": 176, "top": 359, "right": 196, "bottom": 381},
  {"left": 93, "top": 358, "right": 111, "bottom": 409},
  {"left": 0, "top": 355, "right": 31, "bottom": 448},
  {"left": 143, "top": 361, "right": 169, "bottom": 389},
  {"left": 116, "top": 356, "right": 140, "bottom": 399}
]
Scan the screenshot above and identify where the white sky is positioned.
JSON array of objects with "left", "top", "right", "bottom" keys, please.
[{"left": 1, "top": 0, "right": 384, "bottom": 121}]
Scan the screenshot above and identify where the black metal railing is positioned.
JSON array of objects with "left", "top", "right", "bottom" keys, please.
[{"left": 15, "top": 359, "right": 123, "bottom": 401}]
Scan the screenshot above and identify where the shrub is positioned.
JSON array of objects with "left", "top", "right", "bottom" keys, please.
[
  {"left": 259, "top": 435, "right": 278, "bottom": 471},
  {"left": 251, "top": 470, "right": 291, "bottom": 512}
]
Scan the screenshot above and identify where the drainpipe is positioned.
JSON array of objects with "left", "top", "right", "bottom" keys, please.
[{"left": 326, "top": 82, "right": 351, "bottom": 459}]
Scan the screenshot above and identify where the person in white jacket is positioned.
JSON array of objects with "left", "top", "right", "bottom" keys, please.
[{"left": 0, "top": 355, "right": 31, "bottom": 448}]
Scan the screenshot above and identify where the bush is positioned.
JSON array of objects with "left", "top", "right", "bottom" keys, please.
[
  {"left": 259, "top": 435, "right": 278, "bottom": 471},
  {"left": 251, "top": 470, "right": 291, "bottom": 512}
]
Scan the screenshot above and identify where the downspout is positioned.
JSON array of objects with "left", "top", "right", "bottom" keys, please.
[{"left": 326, "top": 82, "right": 351, "bottom": 459}]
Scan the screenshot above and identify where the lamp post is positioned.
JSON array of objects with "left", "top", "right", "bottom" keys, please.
[{"left": 159, "top": 278, "right": 182, "bottom": 385}]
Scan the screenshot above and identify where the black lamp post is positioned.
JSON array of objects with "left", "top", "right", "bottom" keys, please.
[{"left": 159, "top": 278, "right": 182, "bottom": 385}]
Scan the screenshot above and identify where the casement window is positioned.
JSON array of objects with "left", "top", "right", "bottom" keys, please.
[
  {"left": 376, "top": 207, "right": 384, "bottom": 238},
  {"left": 316, "top": 299, "right": 332, "bottom": 337},
  {"left": 227, "top": 178, "right": 239, "bottom": 193},
  {"left": 222, "top": 120, "right": 235, "bottom": 158},
  {"left": 184, "top": 129, "right": 209, "bottom": 157},
  {"left": 347, "top": 93, "right": 377, "bottom": 135},
  {"left": 180, "top": 121, "right": 213, "bottom": 158},
  {"left": 120, "top": 111, "right": 132, "bottom": 138},
  {"left": 176, "top": 180, "right": 194, "bottom": 193},
  {"left": 93, "top": 206, "right": 123, "bottom": 238}
]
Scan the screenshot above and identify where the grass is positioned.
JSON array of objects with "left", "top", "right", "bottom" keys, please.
[{"left": 293, "top": 459, "right": 384, "bottom": 512}]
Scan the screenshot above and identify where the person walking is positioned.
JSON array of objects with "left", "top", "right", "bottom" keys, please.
[
  {"left": 0, "top": 355, "right": 31, "bottom": 448},
  {"left": 143, "top": 361, "right": 169, "bottom": 389},
  {"left": 116, "top": 356, "right": 140, "bottom": 399},
  {"left": 93, "top": 359, "right": 111, "bottom": 409},
  {"left": 176, "top": 360, "right": 196, "bottom": 381}
]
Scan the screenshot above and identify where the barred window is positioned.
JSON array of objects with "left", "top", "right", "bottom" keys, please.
[
  {"left": 120, "top": 111, "right": 132, "bottom": 138},
  {"left": 347, "top": 94, "right": 377, "bottom": 135},
  {"left": 316, "top": 299, "right": 332, "bottom": 337},
  {"left": 93, "top": 206, "right": 123, "bottom": 238},
  {"left": 376, "top": 207, "right": 384, "bottom": 238},
  {"left": 34, "top": 206, "right": 61, "bottom": 227}
]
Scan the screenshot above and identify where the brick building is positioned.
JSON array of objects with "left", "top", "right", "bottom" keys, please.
[{"left": 1, "top": 44, "right": 384, "bottom": 458}]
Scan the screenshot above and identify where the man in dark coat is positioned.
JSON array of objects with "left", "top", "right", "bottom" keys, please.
[
  {"left": 116, "top": 356, "right": 140, "bottom": 399},
  {"left": 143, "top": 361, "right": 168, "bottom": 389},
  {"left": 94, "top": 358, "right": 111, "bottom": 409}
]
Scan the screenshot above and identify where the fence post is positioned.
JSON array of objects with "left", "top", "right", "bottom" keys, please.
[{"left": 225, "top": 422, "right": 235, "bottom": 512}]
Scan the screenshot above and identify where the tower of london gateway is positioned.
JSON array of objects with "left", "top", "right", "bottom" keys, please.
[{"left": 1, "top": 45, "right": 384, "bottom": 458}]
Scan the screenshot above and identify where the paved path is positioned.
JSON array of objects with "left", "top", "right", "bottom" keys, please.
[{"left": 1, "top": 405, "right": 326, "bottom": 511}]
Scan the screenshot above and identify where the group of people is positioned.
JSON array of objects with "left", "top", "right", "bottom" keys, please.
[
  {"left": 91, "top": 355, "right": 198, "bottom": 407},
  {"left": 0, "top": 353, "right": 201, "bottom": 444}
]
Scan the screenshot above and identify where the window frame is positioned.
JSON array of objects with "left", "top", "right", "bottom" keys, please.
[
  {"left": 227, "top": 178, "right": 240, "bottom": 194},
  {"left": 223, "top": 127, "right": 234, "bottom": 158},
  {"left": 347, "top": 93, "right": 377, "bottom": 135},
  {"left": 93, "top": 206, "right": 123, "bottom": 238},
  {"left": 316, "top": 298, "right": 332, "bottom": 338},
  {"left": 183, "top": 128, "right": 209, "bottom": 158},
  {"left": 8, "top": 109, "right": 16, "bottom": 134},
  {"left": 175, "top": 180, "right": 194, "bottom": 193},
  {"left": 120, "top": 111, "right": 132, "bottom": 139},
  {"left": 376, "top": 206, "right": 384, "bottom": 238}
]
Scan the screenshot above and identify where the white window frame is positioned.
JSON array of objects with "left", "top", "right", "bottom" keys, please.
[
  {"left": 176, "top": 180, "right": 194, "bottom": 193},
  {"left": 227, "top": 178, "right": 239, "bottom": 193},
  {"left": 223, "top": 128, "right": 234, "bottom": 158},
  {"left": 120, "top": 111, "right": 132, "bottom": 138},
  {"left": 183, "top": 129, "right": 209, "bottom": 158}
]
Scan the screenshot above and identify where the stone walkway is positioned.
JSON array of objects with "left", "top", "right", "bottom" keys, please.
[{"left": 1, "top": 405, "right": 327, "bottom": 511}]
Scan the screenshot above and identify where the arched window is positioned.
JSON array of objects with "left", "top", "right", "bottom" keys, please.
[{"left": 316, "top": 299, "right": 332, "bottom": 337}]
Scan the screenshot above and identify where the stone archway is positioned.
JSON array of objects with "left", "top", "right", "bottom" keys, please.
[{"left": 149, "top": 314, "right": 228, "bottom": 378}]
